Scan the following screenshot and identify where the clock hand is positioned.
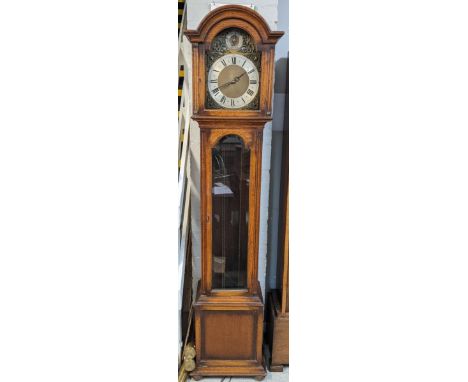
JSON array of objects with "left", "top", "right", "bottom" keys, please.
[
  {"left": 233, "top": 71, "right": 248, "bottom": 82},
  {"left": 218, "top": 80, "right": 235, "bottom": 90},
  {"left": 218, "top": 71, "right": 248, "bottom": 89}
]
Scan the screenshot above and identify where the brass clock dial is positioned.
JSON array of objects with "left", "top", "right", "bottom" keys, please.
[{"left": 207, "top": 54, "right": 260, "bottom": 109}]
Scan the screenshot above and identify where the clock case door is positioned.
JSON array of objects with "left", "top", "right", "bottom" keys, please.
[{"left": 200, "top": 128, "right": 263, "bottom": 297}]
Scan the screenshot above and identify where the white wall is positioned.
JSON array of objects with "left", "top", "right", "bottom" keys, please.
[
  {"left": 187, "top": 0, "right": 279, "bottom": 30},
  {"left": 187, "top": 0, "right": 280, "bottom": 299}
]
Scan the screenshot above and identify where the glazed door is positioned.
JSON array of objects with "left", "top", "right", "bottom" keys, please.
[
  {"left": 211, "top": 134, "right": 250, "bottom": 290},
  {"left": 201, "top": 129, "right": 262, "bottom": 295}
]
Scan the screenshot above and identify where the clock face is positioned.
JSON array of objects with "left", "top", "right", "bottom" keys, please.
[{"left": 207, "top": 53, "right": 260, "bottom": 109}]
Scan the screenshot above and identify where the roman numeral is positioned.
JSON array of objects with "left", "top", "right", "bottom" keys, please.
[
  {"left": 221, "top": 59, "right": 227, "bottom": 67},
  {"left": 249, "top": 80, "right": 257, "bottom": 84},
  {"left": 231, "top": 57, "right": 236, "bottom": 64},
  {"left": 210, "top": 80, "right": 217, "bottom": 83},
  {"left": 231, "top": 99, "right": 235, "bottom": 106},
  {"left": 241, "top": 97, "right": 246, "bottom": 103},
  {"left": 247, "top": 89, "right": 254, "bottom": 96},
  {"left": 242, "top": 60, "right": 246, "bottom": 67},
  {"left": 212, "top": 87, "right": 219, "bottom": 95},
  {"left": 221, "top": 95, "right": 226, "bottom": 104},
  {"left": 213, "top": 69, "right": 219, "bottom": 72},
  {"left": 248, "top": 69, "right": 255, "bottom": 74}
]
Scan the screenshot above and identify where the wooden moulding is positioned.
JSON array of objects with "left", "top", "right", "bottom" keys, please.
[{"left": 184, "top": 5, "right": 283, "bottom": 45}]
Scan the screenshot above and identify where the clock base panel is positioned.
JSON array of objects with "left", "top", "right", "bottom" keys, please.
[{"left": 191, "top": 284, "right": 266, "bottom": 379}]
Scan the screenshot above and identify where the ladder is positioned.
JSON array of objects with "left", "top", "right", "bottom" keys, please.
[{"left": 177, "top": 0, "right": 192, "bottom": 368}]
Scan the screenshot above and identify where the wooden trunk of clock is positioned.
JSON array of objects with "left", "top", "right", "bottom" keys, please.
[{"left": 185, "top": 6, "right": 283, "bottom": 380}]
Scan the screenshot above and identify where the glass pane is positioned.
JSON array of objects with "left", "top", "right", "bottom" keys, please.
[{"left": 212, "top": 135, "right": 250, "bottom": 289}]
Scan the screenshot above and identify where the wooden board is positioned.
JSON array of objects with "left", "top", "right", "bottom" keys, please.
[{"left": 266, "top": 290, "right": 289, "bottom": 370}]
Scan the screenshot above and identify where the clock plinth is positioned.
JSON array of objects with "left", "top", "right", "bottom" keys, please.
[
  {"left": 190, "top": 282, "right": 266, "bottom": 380},
  {"left": 185, "top": 5, "right": 283, "bottom": 379}
]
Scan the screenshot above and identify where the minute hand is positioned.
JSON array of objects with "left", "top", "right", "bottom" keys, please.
[
  {"left": 218, "top": 71, "right": 249, "bottom": 90},
  {"left": 232, "top": 71, "right": 248, "bottom": 83}
]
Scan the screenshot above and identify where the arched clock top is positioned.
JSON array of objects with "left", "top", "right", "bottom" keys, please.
[
  {"left": 185, "top": 5, "right": 283, "bottom": 46},
  {"left": 185, "top": 5, "right": 283, "bottom": 117}
]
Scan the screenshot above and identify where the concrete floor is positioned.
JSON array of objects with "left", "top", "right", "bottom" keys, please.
[{"left": 188, "top": 367, "right": 289, "bottom": 382}]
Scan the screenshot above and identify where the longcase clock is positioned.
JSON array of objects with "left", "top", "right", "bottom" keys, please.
[{"left": 185, "top": 5, "right": 283, "bottom": 380}]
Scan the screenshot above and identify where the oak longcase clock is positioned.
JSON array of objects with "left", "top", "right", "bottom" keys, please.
[{"left": 185, "top": 5, "right": 283, "bottom": 380}]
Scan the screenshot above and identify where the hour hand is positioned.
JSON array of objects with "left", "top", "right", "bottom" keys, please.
[
  {"left": 218, "top": 79, "right": 236, "bottom": 89},
  {"left": 218, "top": 81, "right": 232, "bottom": 90},
  {"left": 219, "top": 73, "right": 246, "bottom": 89}
]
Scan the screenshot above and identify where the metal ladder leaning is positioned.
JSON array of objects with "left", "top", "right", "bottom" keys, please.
[{"left": 177, "top": 0, "right": 193, "bottom": 370}]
